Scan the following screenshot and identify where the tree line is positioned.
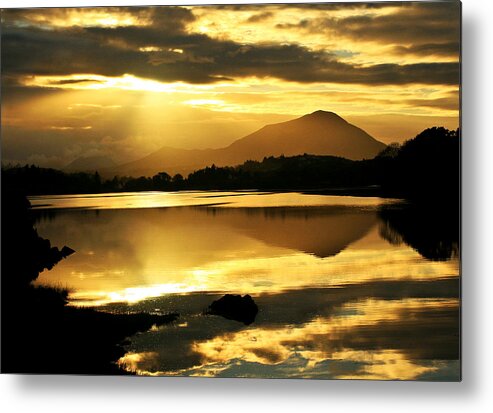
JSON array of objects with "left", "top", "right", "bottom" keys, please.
[{"left": 2, "top": 127, "right": 459, "bottom": 200}]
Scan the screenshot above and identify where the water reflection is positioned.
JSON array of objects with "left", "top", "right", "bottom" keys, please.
[
  {"left": 34, "top": 205, "right": 457, "bottom": 306},
  {"left": 112, "top": 279, "right": 459, "bottom": 380},
  {"left": 31, "top": 192, "right": 460, "bottom": 380},
  {"left": 378, "top": 203, "right": 460, "bottom": 261},
  {"left": 30, "top": 191, "right": 397, "bottom": 210}
]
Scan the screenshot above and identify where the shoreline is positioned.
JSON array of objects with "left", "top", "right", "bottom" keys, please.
[{"left": 1, "top": 191, "right": 179, "bottom": 375}]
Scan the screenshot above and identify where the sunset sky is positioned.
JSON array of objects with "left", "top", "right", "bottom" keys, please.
[{"left": 1, "top": 2, "right": 460, "bottom": 168}]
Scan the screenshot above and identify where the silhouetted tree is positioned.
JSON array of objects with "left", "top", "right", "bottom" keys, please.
[
  {"left": 171, "top": 173, "right": 184, "bottom": 189},
  {"left": 1, "top": 126, "right": 459, "bottom": 199},
  {"left": 152, "top": 172, "right": 172, "bottom": 190},
  {"left": 376, "top": 142, "right": 401, "bottom": 159},
  {"left": 380, "top": 127, "right": 459, "bottom": 200}
]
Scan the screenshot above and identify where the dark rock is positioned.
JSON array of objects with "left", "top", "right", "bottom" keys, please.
[{"left": 208, "top": 294, "right": 258, "bottom": 325}]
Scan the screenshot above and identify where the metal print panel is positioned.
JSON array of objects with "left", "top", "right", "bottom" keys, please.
[{"left": 0, "top": 1, "right": 461, "bottom": 380}]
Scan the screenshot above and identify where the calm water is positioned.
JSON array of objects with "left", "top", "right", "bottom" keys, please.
[{"left": 31, "top": 191, "right": 460, "bottom": 380}]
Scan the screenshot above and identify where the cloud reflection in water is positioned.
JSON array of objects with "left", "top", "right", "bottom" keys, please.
[{"left": 31, "top": 192, "right": 459, "bottom": 380}]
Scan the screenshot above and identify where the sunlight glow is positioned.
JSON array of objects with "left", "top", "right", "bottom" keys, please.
[
  {"left": 22, "top": 74, "right": 187, "bottom": 93},
  {"left": 10, "top": 9, "right": 150, "bottom": 29},
  {"left": 17, "top": 72, "right": 459, "bottom": 122},
  {"left": 184, "top": 99, "right": 225, "bottom": 106}
]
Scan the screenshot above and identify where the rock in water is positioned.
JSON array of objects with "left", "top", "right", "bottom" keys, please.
[
  {"left": 208, "top": 294, "right": 258, "bottom": 325},
  {"left": 61, "top": 246, "right": 76, "bottom": 257}
]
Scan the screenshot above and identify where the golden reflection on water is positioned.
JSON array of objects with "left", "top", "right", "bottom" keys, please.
[
  {"left": 31, "top": 192, "right": 460, "bottom": 380},
  {"left": 29, "top": 191, "right": 397, "bottom": 210},
  {"left": 330, "top": 350, "right": 439, "bottom": 381},
  {"left": 66, "top": 242, "right": 457, "bottom": 306},
  {"left": 33, "top": 198, "right": 457, "bottom": 307}
]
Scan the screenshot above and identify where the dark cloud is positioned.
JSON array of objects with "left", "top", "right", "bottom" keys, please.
[
  {"left": 277, "top": 2, "right": 460, "bottom": 55},
  {"left": 405, "top": 95, "right": 460, "bottom": 111},
  {"left": 1, "top": 6, "right": 193, "bottom": 29},
  {"left": 337, "top": 2, "right": 459, "bottom": 43},
  {"left": 49, "top": 78, "right": 104, "bottom": 85},
  {"left": 1, "top": 4, "right": 460, "bottom": 88},
  {"left": 213, "top": 3, "right": 400, "bottom": 12},
  {"left": 1, "top": 24, "right": 459, "bottom": 86},
  {"left": 393, "top": 42, "right": 460, "bottom": 57},
  {"left": 245, "top": 11, "right": 273, "bottom": 23}
]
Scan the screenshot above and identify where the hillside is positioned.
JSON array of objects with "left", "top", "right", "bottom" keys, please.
[
  {"left": 103, "top": 110, "right": 386, "bottom": 177},
  {"left": 65, "top": 156, "right": 116, "bottom": 173}
]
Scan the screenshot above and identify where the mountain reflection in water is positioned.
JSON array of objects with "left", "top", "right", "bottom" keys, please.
[{"left": 31, "top": 191, "right": 460, "bottom": 380}]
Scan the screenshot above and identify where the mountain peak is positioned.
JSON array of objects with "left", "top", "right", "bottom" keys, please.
[
  {"left": 108, "top": 110, "right": 386, "bottom": 177},
  {"left": 301, "top": 110, "right": 347, "bottom": 123}
]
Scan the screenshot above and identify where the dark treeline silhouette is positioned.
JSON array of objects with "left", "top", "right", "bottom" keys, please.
[
  {"left": 184, "top": 126, "right": 459, "bottom": 200},
  {"left": 2, "top": 127, "right": 459, "bottom": 200},
  {"left": 1, "top": 165, "right": 186, "bottom": 194},
  {"left": 1, "top": 189, "right": 178, "bottom": 374},
  {"left": 377, "top": 127, "right": 460, "bottom": 200},
  {"left": 1, "top": 166, "right": 104, "bottom": 194},
  {"left": 185, "top": 155, "right": 371, "bottom": 190}
]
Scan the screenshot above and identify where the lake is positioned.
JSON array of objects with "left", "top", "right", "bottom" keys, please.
[{"left": 31, "top": 191, "right": 460, "bottom": 380}]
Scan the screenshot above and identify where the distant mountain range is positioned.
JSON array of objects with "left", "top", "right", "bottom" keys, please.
[
  {"left": 65, "top": 155, "right": 116, "bottom": 173},
  {"left": 78, "top": 110, "right": 386, "bottom": 177}
]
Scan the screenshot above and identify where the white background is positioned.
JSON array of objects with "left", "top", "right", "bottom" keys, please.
[{"left": 1, "top": 0, "right": 491, "bottom": 412}]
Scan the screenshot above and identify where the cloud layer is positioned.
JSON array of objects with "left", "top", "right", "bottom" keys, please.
[{"left": 2, "top": 3, "right": 460, "bottom": 86}]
